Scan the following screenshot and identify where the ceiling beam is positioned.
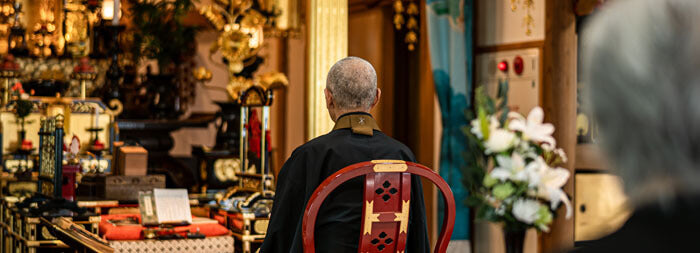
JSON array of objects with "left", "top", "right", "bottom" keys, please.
[{"left": 349, "top": 0, "right": 392, "bottom": 13}]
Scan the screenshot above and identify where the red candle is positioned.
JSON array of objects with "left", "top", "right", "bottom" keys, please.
[
  {"left": 21, "top": 139, "right": 32, "bottom": 150},
  {"left": 92, "top": 139, "right": 105, "bottom": 151}
]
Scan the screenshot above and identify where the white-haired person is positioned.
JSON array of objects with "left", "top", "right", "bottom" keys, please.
[
  {"left": 577, "top": 0, "right": 700, "bottom": 252},
  {"left": 259, "top": 57, "right": 429, "bottom": 252}
]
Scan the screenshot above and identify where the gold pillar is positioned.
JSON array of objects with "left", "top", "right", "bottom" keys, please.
[{"left": 306, "top": 0, "right": 348, "bottom": 140}]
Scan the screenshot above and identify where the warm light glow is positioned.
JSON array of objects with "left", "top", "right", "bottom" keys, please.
[
  {"left": 240, "top": 26, "right": 263, "bottom": 49},
  {"left": 102, "top": 0, "right": 114, "bottom": 20},
  {"left": 498, "top": 61, "right": 509, "bottom": 72}
]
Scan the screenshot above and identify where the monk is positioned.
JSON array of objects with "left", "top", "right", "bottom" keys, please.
[{"left": 260, "top": 57, "right": 429, "bottom": 252}]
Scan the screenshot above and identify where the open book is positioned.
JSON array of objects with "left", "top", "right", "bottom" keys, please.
[{"left": 139, "top": 189, "right": 193, "bottom": 226}]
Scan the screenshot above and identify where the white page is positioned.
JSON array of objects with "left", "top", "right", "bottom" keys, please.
[{"left": 153, "top": 188, "right": 192, "bottom": 224}]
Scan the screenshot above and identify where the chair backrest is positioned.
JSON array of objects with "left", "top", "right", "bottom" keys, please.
[{"left": 302, "top": 160, "right": 456, "bottom": 253}]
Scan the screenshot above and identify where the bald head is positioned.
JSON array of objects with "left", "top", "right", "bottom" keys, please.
[{"left": 325, "top": 57, "right": 378, "bottom": 110}]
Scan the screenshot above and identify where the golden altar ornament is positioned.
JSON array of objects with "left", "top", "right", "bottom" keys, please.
[
  {"left": 193, "top": 67, "right": 213, "bottom": 82},
  {"left": 393, "top": 0, "right": 419, "bottom": 51},
  {"left": 63, "top": 0, "right": 92, "bottom": 57},
  {"left": 70, "top": 57, "right": 97, "bottom": 100},
  {"left": 0, "top": 55, "right": 21, "bottom": 105},
  {"left": 200, "top": 0, "right": 289, "bottom": 103},
  {"left": 201, "top": 5, "right": 264, "bottom": 75}
]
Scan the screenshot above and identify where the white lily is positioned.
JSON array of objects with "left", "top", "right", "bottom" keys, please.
[
  {"left": 516, "top": 141, "right": 539, "bottom": 160},
  {"left": 470, "top": 116, "right": 500, "bottom": 140},
  {"left": 508, "top": 107, "right": 556, "bottom": 145},
  {"left": 554, "top": 148, "right": 568, "bottom": 163},
  {"left": 484, "top": 129, "right": 517, "bottom": 154},
  {"left": 541, "top": 142, "right": 555, "bottom": 151},
  {"left": 530, "top": 165, "right": 572, "bottom": 219},
  {"left": 489, "top": 167, "right": 511, "bottom": 182},
  {"left": 492, "top": 153, "right": 528, "bottom": 182},
  {"left": 523, "top": 157, "right": 547, "bottom": 187},
  {"left": 512, "top": 198, "right": 540, "bottom": 224}
]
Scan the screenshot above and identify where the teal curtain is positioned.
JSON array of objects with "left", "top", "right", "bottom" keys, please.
[{"left": 426, "top": 0, "right": 472, "bottom": 241}]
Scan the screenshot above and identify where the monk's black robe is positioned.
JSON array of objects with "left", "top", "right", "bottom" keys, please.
[{"left": 259, "top": 112, "right": 430, "bottom": 253}]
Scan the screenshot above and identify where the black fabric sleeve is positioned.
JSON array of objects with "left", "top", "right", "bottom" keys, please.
[{"left": 259, "top": 148, "right": 308, "bottom": 253}]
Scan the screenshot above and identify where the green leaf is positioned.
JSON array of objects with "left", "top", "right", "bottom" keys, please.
[
  {"left": 465, "top": 195, "right": 484, "bottom": 207},
  {"left": 498, "top": 79, "right": 510, "bottom": 100},
  {"left": 483, "top": 174, "right": 498, "bottom": 188},
  {"left": 499, "top": 107, "right": 510, "bottom": 128},
  {"left": 477, "top": 205, "right": 500, "bottom": 222},
  {"left": 535, "top": 204, "right": 553, "bottom": 230},
  {"left": 478, "top": 111, "right": 490, "bottom": 140},
  {"left": 492, "top": 183, "right": 515, "bottom": 200}
]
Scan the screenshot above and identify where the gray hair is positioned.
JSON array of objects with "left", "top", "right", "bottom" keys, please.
[
  {"left": 326, "top": 56, "right": 378, "bottom": 110},
  {"left": 583, "top": 0, "right": 700, "bottom": 205}
]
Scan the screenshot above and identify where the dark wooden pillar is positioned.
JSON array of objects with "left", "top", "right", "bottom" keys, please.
[{"left": 540, "top": 0, "right": 577, "bottom": 251}]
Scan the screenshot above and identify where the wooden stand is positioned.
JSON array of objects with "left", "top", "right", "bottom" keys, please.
[{"left": 0, "top": 198, "right": 101, "bottom": 253}]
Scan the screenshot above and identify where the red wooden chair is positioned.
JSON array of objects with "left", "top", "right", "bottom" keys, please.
[{"left": 302, "top": 160, "right": 456, "bottom": 253}]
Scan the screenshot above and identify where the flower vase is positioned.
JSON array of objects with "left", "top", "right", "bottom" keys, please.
[{"left": 503, "top": 228, "right": 526, "bottom": 253}]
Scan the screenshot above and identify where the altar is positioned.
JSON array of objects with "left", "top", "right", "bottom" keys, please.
[{"left": 0, "top": 0, "right": 299, "bottom": 251}]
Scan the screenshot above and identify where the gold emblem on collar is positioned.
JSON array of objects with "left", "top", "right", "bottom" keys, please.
[{"left": 332, "top": 113, "right": 380, "bottom": 136}]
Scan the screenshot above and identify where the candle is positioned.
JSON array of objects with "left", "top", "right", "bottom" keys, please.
[
  {"left": 94, "top": 106, "right": 99, "bottom": 127},
  {"left": 102, "top": 0, "right": 114, "bottom": 20},
  {"left": 113, "top": 0, "right": 120, "bottom": 25}
]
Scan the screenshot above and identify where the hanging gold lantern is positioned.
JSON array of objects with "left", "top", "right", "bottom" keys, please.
[{"left": 393, "top": 0, "right": 419, "bottom": 51}]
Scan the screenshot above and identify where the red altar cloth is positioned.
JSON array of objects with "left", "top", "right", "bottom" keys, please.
[{"left": 100, "top": 214, "right": 230, "bottom": 240}]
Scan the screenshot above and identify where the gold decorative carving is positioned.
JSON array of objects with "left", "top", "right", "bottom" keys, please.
[
  {"left": 39, "top": 125, "right": 56, "bottom": 178},
  {"left": 41, "top": 226, "right": 56, "bottom": 240},
  {"left": 41, "top": 181, "right": 53, "bottom": 195},
  {"left": 363, "top": 201, "right": 380, "bottom": 235},
  {"left": 511, "top": 0, "right": 535, "bottom": 36},
  {"left": 241, "top": 176, "right": 261, "bottom": 189},
  {"left": 393, "top": 0, "right": 419, "bottom": 51},
  {"left": 199, "top": 1, "right": 288, "bottom": 102},
  {"left": 108, "top": 99, "right": 123, "bottom": 116},
  {"left": 214, "top": 158, "right": 242, "bottom": 181},
  {"left": 63, "top": 1, "right": 90, "bottom": 57},
  {"left": 393, "top": 200, "right": 410, "bottom": 234},
  {"left": 306, "top": 0, "right": 347, "bottom": 140}
]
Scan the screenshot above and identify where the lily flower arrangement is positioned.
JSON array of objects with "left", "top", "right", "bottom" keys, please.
[{"left": 464, "top": 84, "right": 571, "bottom": 233}]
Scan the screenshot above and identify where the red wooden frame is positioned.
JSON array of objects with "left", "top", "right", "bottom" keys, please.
[{"left": 302, "top": 161, "right": 456, "bottom": 253}]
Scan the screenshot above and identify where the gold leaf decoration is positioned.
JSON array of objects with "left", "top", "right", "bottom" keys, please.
[{"left": 200, "top": 5, "right": 227, "bottom": 31}]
